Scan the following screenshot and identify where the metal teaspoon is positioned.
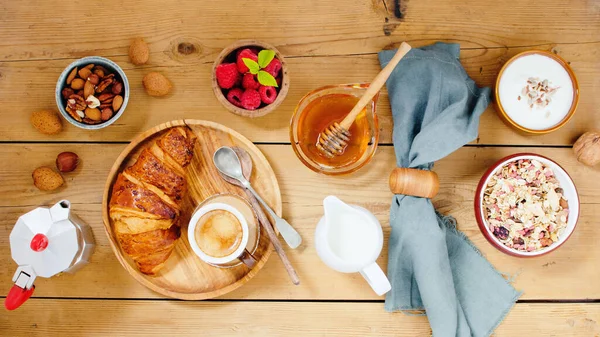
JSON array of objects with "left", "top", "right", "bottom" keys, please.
[{"left": 213, "top": 146, "right": 302, "bottom": 249}]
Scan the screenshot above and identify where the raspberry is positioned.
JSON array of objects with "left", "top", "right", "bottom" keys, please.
[
  {"left": 259, "top": 85, "right": 278, "bottom": 104},
  {"left": 242, "top": 73, "right": 260, "bottom": 90},
  {"left": 241, "top": 89, "right": 261, "bottom": 110},
  {"left": 236, "top": 47, "right": 259, "bottom": 58},
  {"left": 263, "top": 58, "right": 282, "bottom": 77},
  {"left": 215, "top": 63, "right": 240, "bottom": 89},
  {"left": 226, "top": 88, "right": 244, "bottom": 108},
  {"left": 237, "top": 49, "right": 258, "bottom": 73}
]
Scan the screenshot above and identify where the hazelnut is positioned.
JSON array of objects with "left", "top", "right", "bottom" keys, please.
[
  {"left": 112, "top": 81, "right": 123, "bottom": 95},
  {"left": 87, "top": 73, "right": 100, "bottom": 85},
  {"left": 61, "top": 88, "right": 75, "bottom": 100},
  {"left": 32, "top": 167, "right": 64, "bottom": 191},
  {"left": 85, "top": 107, "right": 101, "bottom": 121},
  {"left": 129, "top": 37, "right": 150, "bottom": 65},
  {"left": 101, "top": 108, "right": 113, "bottom": 121},
  {"left": 71, "top": 78, "right": 85, "bottom": 90},
  {"left": 142, "top": 72, "right": 172, "bottom": 97},
  {"left": 56, "top": 152, "right": 79, "bottom": 172}
]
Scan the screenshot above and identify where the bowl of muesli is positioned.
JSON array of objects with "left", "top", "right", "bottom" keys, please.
[{"left": 475, "top": 153, "right": 579, "bottom": 257}]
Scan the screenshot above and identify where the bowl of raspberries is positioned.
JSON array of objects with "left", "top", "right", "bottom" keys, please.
[{"left": 212, "top": 40, "right": 289, "bottom": 118}]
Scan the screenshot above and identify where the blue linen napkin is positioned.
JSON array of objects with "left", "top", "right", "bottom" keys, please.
[{"left": 378, "top": 43, "right": 521, "bottom": 337}]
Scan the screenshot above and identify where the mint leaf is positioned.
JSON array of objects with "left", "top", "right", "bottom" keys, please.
[
  {"left": 243, "top": 58, "right": 260, "bottom": 74},
  {"left": 257, "top": 70, "right": 278, "bottom": 87},
  {"left": 258, "top": 50, "right": 276, "bottom": 68}
]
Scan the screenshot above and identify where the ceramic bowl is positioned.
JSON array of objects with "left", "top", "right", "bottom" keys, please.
[
  {"left": 55, "top": 56, "right": 129, "bottom": 130},
  {"left": 474, "top": 153, "right": 579, "bottom": 257},
  {"left": 494, "top": 50, "right": 579, "bottom": 134},
  {"left": 211, "top": 40, "right": 289, "bottom": 118}
]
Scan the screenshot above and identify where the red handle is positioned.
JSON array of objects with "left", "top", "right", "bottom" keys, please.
[{"left": 5, "top": 284, "right": 35, "bottom": 310}]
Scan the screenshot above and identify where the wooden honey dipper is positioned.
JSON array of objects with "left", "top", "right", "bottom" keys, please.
[{"left": 316, "top": 42, "right": 412, "bottom": 157}]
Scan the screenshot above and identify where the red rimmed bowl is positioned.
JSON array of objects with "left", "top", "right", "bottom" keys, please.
[{"left": 474, "top": 153, "right": 579, "bottom": 257}]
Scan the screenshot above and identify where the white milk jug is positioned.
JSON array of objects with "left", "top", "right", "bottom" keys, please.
[{"left": 315, "top": 196, "right": 391, "bottom": 296}]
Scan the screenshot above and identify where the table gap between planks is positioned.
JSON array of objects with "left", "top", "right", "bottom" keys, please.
[{"left": 1, "top": 0, "right": 599, "bottom": 336}]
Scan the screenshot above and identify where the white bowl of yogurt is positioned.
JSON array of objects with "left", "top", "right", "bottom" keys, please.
[{"left": 495, "top": 51, "right": 579, "bottom": 134}]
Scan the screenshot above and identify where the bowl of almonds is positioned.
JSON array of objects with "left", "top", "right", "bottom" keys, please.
[{"left": 55, "top": 56, "right": 129, "bottom": 129}]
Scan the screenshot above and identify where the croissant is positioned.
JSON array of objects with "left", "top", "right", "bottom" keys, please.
[{"left": 109, "top": 127, "right": 197, "bottom": 275}]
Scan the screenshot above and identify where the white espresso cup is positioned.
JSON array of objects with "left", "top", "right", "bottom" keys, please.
[{"left": 188, "top": 203, "right": 256, "bottom": 268}]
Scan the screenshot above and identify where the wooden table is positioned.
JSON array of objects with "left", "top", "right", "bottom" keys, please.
[{"left": 1, "top": 0, "right": 599, "bottom": 335}]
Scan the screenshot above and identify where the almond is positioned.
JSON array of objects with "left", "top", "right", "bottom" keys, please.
[
  {"left": 112, "top": 95, "right": 124, "bottom": 111},
  {"left": 66, "top": 67, "right": 78, "bottom": 85},
  {"left": 85, "top": 107, "right": 101, "bottom": 121},
  {"left": 142, "top": 72, "right": 172, "bottom": 97},
  {"left": 78, "top": 67, "right": 92, "bottom": 79},
  {"left": 129, "top": 37, "right": 150, "bottom": 65},
  {"left": 71, "top": 78, "right": 85, "bottom": 90},
  {"left": 31, "top": 110, "right": 62, "bottom": 135},
  {"left": 32, "top": 166, "right": 64, "bottom": 191},
  {"left": 84, "top": 81, "right": 95, "bottom": 99}
]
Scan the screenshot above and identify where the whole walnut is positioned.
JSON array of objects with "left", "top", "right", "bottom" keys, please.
[{"left": 573, "top": 131, "right": 600, "bottom": 166}]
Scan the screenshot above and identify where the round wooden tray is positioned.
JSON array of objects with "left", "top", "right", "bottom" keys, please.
[{"left": 101, "top": 119, "right": 281, "bottom": 300}]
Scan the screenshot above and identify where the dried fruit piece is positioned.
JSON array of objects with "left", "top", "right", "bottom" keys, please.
[
  {"left": 142, "top": 72, "right": 172, "bottom": 96},
  {"left": 56, "top": 152, "right": 79, "bottom": 172},
  {"left": 66, "top": 67, "right": 78, "bottom": 85},
  {"left": 71, "top": 78, "right": 85, "bottom": 90},
  {"left": 573, "top": 131, "right": 600, "bottom": 166},
  {"left": 101, "top": 108, "right": 113, "bottom": 121},
  {"left": 30, "top": 110, "right": 62, "bottom": 135},
  {"left": 32, "top": 166, "right": 64, "bottom": 191},
  {"left": 85, "top": 107, "right": 101, "bottom": 121},
  {"left": 129, "top": 37, "right": 150, "bottom": 65},
  {"left": 112, "top": 95, "right": 123, "bottom": 111}
]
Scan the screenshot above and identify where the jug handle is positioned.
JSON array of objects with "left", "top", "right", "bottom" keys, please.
[
  {"left": 360, "top": 262, "right": 392, "bottom": 296},
  {"left": 49, "top": 200, "right": 71, "bottom": 222},
  {"left": 389, "top": 168, "right": 439, "bottom": 198}
]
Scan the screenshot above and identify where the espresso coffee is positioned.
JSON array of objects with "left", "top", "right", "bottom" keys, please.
[{"left": 194, "top": 209, "right": 243, "bottom": 258}]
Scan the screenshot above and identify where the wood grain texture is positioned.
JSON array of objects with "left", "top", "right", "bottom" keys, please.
[
  {"left": 101, "top": 120, "right": 282, "bottom": 299},
  {"left": 2, "top": 144, "right": 599, "bottom": 300},
  {"left": 0, "top": 44, "right": 597, "bottom": 144},
  {"left": 2, "top": 300, "right": 600, "bottom": 336}
]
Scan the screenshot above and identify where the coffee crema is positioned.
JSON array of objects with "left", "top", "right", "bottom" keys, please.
[{"left": 194, "top": 209, "right": 243, "bottom": 258}]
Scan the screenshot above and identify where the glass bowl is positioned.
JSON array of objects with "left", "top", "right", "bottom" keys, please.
[{"left": 290, "top": 84, "right": 379, "bottom": 175}]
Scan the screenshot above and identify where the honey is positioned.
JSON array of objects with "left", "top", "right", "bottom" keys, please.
[{"left": 296, "top": 93, "right": 371, "bottom": 168}]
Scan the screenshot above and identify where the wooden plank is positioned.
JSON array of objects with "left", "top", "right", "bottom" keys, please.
[
  {"left": 2, "top": 300, "right": 600, "bottom": 336},
  {"left": 0, "top": 0, "right": 598, "bottom": 61},
  {"left": 0, "top": 43, "right": 598, "bottom": 144},
  {"left": 1, "top": 144, "right": 599, "bottom": 300}
]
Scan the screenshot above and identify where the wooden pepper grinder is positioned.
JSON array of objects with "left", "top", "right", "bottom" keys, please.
[{"left": 388, "top": 168, "right": 440, "bottom": 198}]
